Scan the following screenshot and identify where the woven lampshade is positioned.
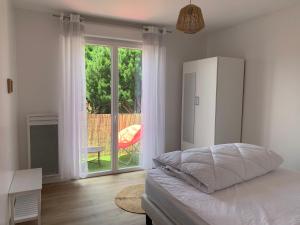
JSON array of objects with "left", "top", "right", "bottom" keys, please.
[{"left": 176, "top": 4, "right": 205, "bottom": 34}]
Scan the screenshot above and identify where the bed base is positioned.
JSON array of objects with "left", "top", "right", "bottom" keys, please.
[
  {"left": 142, "top": 194, "right": 178, "bottom": 225},
  {"left": 146, "top": 214, "right": 152, "bottom": 225}
]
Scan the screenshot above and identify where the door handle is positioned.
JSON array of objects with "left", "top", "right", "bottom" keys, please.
[{"left": 113, "top": 114, "right": 118, "bottom": 122}]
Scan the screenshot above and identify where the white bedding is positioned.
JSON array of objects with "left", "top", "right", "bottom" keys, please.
[
  {"left": 146, "top": 168, "right": 300, "bottom": 225},
  {"left": 154, "top": 143, "right": 283, "bottom": 193}
]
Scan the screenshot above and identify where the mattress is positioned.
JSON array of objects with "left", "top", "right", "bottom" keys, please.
[{"left": 145, "top": 168, "right": 300, "bottom": 225}]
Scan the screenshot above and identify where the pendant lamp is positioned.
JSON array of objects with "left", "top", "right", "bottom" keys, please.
[{"left": 176, "top": 0, "right": 205, "bottom": 34}]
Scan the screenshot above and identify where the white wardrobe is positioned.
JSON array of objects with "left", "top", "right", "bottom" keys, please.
[{"left": 181, "top": 57, "right": 244, "bottom": 150}]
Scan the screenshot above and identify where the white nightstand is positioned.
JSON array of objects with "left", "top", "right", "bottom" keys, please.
[{"left": 9, "top": 168, "right": 42, "bottom": 225}]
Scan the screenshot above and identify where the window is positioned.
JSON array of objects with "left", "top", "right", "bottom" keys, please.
[{"left": 85, "top": 38, "right": 142, "bottom": 174}]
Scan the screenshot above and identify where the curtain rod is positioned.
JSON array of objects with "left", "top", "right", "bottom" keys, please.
[
  {"left": 143, "top": 26, "right": 172, "bottom": 34},
  {"left": 53, "top": 14, "right": 85, "bottom": 21},
  {"left": 52, "top": 14, "right": 172, "bottom": 34}
]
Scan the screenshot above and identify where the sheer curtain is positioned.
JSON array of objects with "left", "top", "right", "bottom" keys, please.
[
  {"left": 141, "top": 31, "right": 166, "bottom": 169},
  {"left": 58, "top": 14, "right": 88, "bottom": 180}
]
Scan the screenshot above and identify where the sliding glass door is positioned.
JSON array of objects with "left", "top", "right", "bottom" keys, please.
[
  {"left": 85, "top": 44, "right": 113, "bottom": 173},
  {"left": 85, "top": 38, "right": 142, "bottom": 175},
  {"left": 117, "top": 47, "right": 142, "bottom": 169}
]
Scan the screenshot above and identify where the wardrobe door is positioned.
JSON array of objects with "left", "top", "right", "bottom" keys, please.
[
  {"left": 214, "top": 57, "right": 244, "bottom": 144},
  {"left": 194, "top": 58, "right": 218, "bottom": 147},
  {"left": 182, "top": 73, "right": 196, "bottom": 149}
]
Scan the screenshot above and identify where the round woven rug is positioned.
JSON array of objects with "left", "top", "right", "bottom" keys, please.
[{"left": 115, "top": 184, "right": 145, "bottom": 214}]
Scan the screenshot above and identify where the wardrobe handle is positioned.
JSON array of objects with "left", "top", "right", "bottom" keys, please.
[{"left": 194, "top": 96, "right": 200, "bottom": 105}]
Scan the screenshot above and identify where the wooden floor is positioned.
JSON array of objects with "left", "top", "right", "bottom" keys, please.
[{"left": 22, "top": 171, "right": 146, "bottom": 225}]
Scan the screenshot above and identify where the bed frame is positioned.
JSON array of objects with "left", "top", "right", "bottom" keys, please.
[
  {"left": 142, "top": 194, "right": 210, "bottom": 225},
  {"left": 141, "top": 194, "right": 177, "bottom": 225}
]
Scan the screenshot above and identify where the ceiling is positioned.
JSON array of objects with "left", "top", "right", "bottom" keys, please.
[{"left": 13, "top": 0, "right": 298, "bottom": 31}]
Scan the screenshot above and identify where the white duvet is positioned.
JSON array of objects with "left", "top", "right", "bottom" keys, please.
[
  {"left": 147, "top": 168, "right": 300, "bottom": 225},
  {"left": 154, "top": 143, "right": 283, "bottom": 193}
]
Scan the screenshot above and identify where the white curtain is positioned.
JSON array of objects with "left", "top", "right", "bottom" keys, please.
[
  {"left": 141, "top": 32, "right": 166, "bottom": 169},
  {"left": 58, "top": 14, "right": 88, "bottom": 180}
]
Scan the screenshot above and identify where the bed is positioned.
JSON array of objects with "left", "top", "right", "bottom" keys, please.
[{"left": 142, "top": 168, "right": 300, "bottom": 225}]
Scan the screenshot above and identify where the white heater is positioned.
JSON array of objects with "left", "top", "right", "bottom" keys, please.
[{"left": 27, "top": 114, "right": 59, "bottom": 180}]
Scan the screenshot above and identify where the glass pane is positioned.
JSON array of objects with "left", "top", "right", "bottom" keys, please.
[
  {"left": 85, "top": 44, "right": 112, "bottom": 173},
  {"left": 117, "top": 47, "right": 142, "bottom": 169}
]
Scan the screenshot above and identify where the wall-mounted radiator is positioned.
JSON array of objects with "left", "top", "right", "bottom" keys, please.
[{"left": 27, "top": 114, "right": 59, "bottom": 178}]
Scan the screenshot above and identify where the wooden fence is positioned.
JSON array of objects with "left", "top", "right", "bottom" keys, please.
[{"left": 88, "top": 113, "right": 141, "bottom": 156}]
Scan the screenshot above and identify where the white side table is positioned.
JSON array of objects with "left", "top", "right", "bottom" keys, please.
[
  {"left": 88, "top": 146, "right": 103, "bottom": 165},
  {"left": 9, "top": 168, "right": 42, "bottom": 225}
]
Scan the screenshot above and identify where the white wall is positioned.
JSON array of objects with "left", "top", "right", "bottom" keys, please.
[
  {"left": 0, "top": 0, "right": 18, "bottom": 224},
  {"left": 15, "top": 8, "right": 206, "bottom": 168},
  {"left": 16, "top": 9, "right": 60, "bottom": 168},
  {"left": 206, "top": 3, "right": 300, "bottom": 170},
  {"left": 164, "top": 32, "right": 206, "bottom": 151}
]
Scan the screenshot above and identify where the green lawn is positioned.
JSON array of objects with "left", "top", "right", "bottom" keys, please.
[{"left": 87, "top": 152, "right": 139, "bottom": 173}]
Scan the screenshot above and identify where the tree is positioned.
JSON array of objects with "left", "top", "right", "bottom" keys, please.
[
  {"left": 118, "top": 48, "right": 142, "bottom": 113},
  {"left": 85, "top": 45, "right": 142, "bottom": 114}
]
